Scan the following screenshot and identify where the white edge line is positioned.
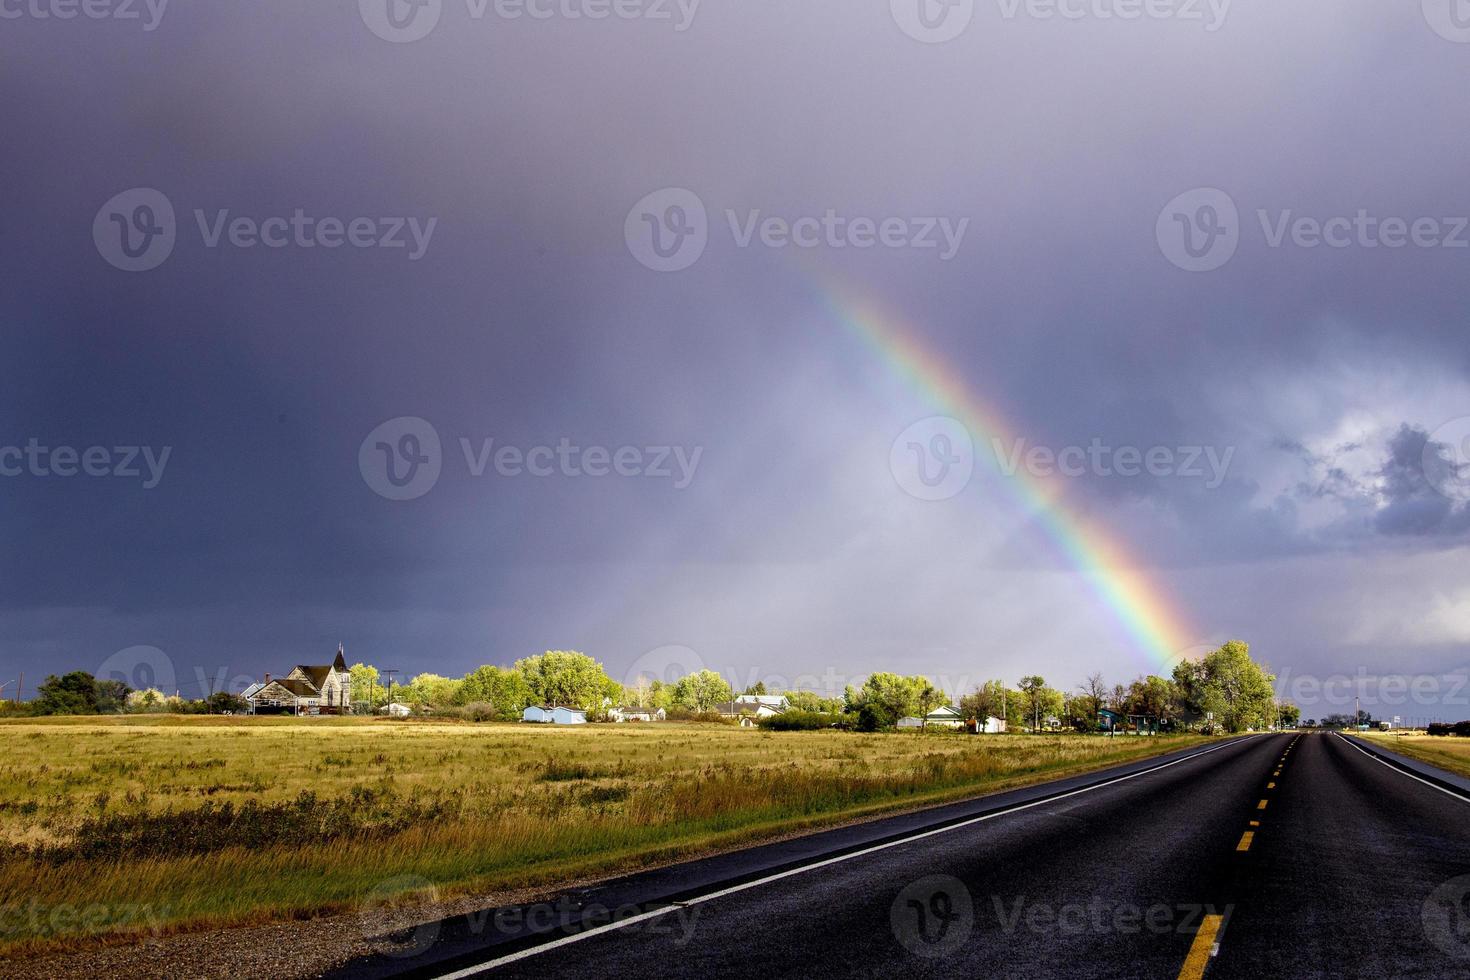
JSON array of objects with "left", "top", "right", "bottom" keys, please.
[
  {"left": 1335, "top": 733, "right": 1470, "bottom": 804},
  {"left": 428, "top": 735, "right": 1264, "bottom": 979}
]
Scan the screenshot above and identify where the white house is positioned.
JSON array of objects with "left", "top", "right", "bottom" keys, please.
[
  {"left": 978, "top": 715, "right": 1007, "bottom": 734},
  {"left": 609, "top": 706, "right": 666, "bottom": 722},
  {"left": 897, "top": 706, "right": 965, "bottom": 729},
  {"left": 522, "top": 705, "right": 588, "bottom": 724},
  {"left": 734, "top": 694, "right": 790, "bottom": 711},
  {"left": 380, "top": 702, "right": 411, "bottom": 717},
  {"left": 714, "top": 700, "right": 786, "bottom": 721},
  {"left": 242, "top": 646, "right": 353, "bottom": 715}
]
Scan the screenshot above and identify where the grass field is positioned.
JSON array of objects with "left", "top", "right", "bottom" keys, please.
[
  {"left": 0, "top": 717, "right": 1209, "bottom": 956},
  {"left": 1358, "top": 731, "right": 1470, "bottom": 778}
]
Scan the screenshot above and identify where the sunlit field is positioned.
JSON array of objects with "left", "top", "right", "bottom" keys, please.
[
  {"left": 0, "top": 716, "right": 1209, "bottom": 955},
  {"left": 1359, "top": 731, "right": 1470, "bottom": 778}
]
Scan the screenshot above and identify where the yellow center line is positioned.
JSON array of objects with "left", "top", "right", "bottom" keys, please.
[
  {"left": 1257, "top": 799, "right": 1268, "bottom": 810},
  {"left": 1249, "top": 820, "right": 1260, "bottom": 827},
  {"left": 1267, "top": 782, "right": 1276, "bottom": 789},
  {"left": 1237, "top": 830, "right": 1255, "bottom": 852},
  {"left": 1177, "top": 913, "right": 1225, "bottom": 980}
]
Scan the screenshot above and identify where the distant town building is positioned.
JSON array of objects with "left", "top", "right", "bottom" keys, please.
[
  {"left": 609, "top": 706, "right": 666, "bottom": 722},
  {"left": 522, "top": 705, "right": 588, "bottom": 724},
  {"left": 240, "top": 646, "right": 352, "bottom": 715},
  {"left": 897, "top": 706, "right": 965, "bottom": 729}
]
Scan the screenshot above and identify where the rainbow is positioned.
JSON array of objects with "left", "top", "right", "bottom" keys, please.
[{"left": 821, "top": 286, "right": 1194, "bottom": 672}]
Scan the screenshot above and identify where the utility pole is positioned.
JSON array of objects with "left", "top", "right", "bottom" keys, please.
[{"left": 382, "top": 669, "right": 400, "bottom": 713}]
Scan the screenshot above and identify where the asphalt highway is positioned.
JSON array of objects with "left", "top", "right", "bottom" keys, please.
[{"left": 339, "top": 733, "right": 1470, "bottom": 980}]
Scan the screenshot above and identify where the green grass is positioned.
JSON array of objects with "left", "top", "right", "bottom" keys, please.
[
  {"left": 0, "top": 717, "right": 1210, "bottom": 955},
  {"left": 1358, "top": 731, "right": 1470, "bottom": 778}
]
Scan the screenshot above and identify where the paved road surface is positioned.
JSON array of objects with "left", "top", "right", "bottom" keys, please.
[{"left": 339, "top": 733, "right": 1470, "bottom": 979}]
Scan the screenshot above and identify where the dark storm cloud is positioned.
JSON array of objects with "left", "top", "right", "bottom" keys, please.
[{"left": 2, "top": 2, "right": 1469, "bottom": 699}]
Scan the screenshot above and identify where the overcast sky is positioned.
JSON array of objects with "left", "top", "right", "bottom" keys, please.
[{"left": 3, "top": 1, "right": 1469, "bottom": 718}]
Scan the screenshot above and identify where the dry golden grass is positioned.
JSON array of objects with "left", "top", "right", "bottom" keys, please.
[
  {"left": 0, "top": 716, "right": 1208, "bottom": 955},
  {"left": 1359, "top": 731, "right": 1470, "bottom": 778}
]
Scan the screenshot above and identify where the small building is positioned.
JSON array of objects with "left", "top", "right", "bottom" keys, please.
[
  {"left": 898, "top": 706, "right": 964, "bottom": 729},
  {"left": 734, "top": 694, "right": 790, "bottom": 711},
  {"left": 714, "top": 700, "right": 785, "bottom": 721},
  {"left": 522, "top": 705, "right": 587, "bottom": 725},
  {"left": 967, "top": 716, "right": 1006, "bottom": 734},
  {"left": 380, "top": 702, "right": 411, "bottom": 717},
  {"left": 609, "top": 706, "right": 666, "bottom": 722}
]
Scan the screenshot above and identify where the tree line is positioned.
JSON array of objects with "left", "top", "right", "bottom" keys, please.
[{"left": 8, "top": 640, "right": 1299, "bottom": 735}]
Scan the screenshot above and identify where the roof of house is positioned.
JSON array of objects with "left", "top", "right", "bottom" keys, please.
[
  {"left": 713, "top": 700, "right": 784, "bottom": 715},
  {"left": 273, "top": 678, "right": 320, "bottom": 697}
]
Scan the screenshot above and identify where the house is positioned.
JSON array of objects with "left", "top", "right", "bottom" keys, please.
[
  {"left": 967, "top": 716, "right": 1006, "bottom": 734},
  {"left": 522, "top": 705, "right": 588, "bottom": 725},
  {"left": 380, "top": 702, "right": 412, "bottom": 717},
  {"left": 734, "top": 693, "right": 790, "bottom": 711},
  {"left": 609, "top": 706, "right": 666, "bottom": 722},
  {"left": 897, "top": 705, "right": 965, "bottom": 729},
  {"left": 242, "top": 646, "right": 352, "bottom": 715},
  {"left": 713, "top": 700, "right": 786, "bottom": 721}
]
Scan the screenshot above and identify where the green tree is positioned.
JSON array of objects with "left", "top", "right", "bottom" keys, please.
[
  {"left": 848, "top": 673, "right": 926, "bottom": 722},
  {"left": 1172, "top": 640, "right": 1276, "bottom": 733},
  {"left": 402, "top": 673, "right": 463, "bottom": 709},
  {"left": 458, "top": 665, "right": 532, "bottom": 719},
  {"left": 962, "top": 680, "right": 1015, "bottom": 728},
  {"left": 914, "top": 678, "right": 945, "bottom": 729},
  {"left": 1018, "top": 675, "right": 1048, "bottom": 731},
  {"left": 348, "top": 663, "right": 386, "bottom": 711},
  {"left": 1079, "top": 672, "right": 1107, "bottom": 728},
  {"left": 205, "top": 691, "right": 246, "bottom": 714},
  {"left": 785, "top": 690, "right": 844, "bottom": 714},
  {"left": 516, "top": 651, "right": 617, "bottom": 711},
  {"left": 34, "top": 672, "right": 104, "bottom": 715},
  {"left": 671, "top": 670, "right": 733, "bottom": 712}
]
